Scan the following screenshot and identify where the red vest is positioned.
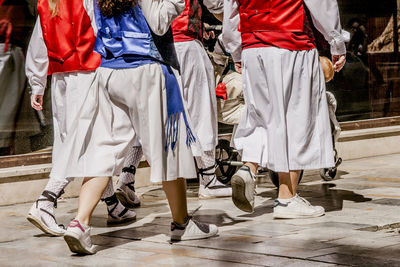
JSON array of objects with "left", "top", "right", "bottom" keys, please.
[
  {"left": 38, "top": 0, "right": 100, "bottom": 75},
  {"left": 171, "top": 0, "right": 202, "bottom": 42},
  {"left": 239, "top": 0, "right": 304, "bottom": 33}
]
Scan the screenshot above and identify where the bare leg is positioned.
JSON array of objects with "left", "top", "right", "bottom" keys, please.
[
  {"left": 162, "top": 178, "right": 188, "bottom": 225},
  {"left": 76, "top": 177, "right": 110, "bottom": 226},
  {"left": 278, "top": 170, "right": 301, "bottom": 199},
  {"left": 244, "top": 162, "right": 258, "bottom": 175}
]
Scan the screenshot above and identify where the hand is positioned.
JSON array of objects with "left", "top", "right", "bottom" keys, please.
[
  {"left": 332, "top": 54, "right": 346, "bottom": 72},
  {"left": 234, "top": 62, "right": 242, "bottom": 74},
  {"left": 203, "top": 23, "right": 216, "bottom": 40},
  {"left": 31, "top": 94, "right": 43, "bottom": 111}
]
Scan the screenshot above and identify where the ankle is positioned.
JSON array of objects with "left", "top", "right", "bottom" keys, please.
[
  {"left": 75, "top": 217, "right": 90, "bottom": 227},
  {"left": 173, "top": 215, "right": 189, "bottom": 225}
]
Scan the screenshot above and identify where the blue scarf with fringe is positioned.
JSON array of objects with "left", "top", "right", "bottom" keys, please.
[
  {"left": 161, "top": 65, "right": 196, "bottom": 151},
  {"left": 93, "top": 3, "right": 195, "bottom": 152}
]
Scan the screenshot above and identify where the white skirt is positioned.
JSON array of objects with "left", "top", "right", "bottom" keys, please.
[
  {"left": 234, "top": 47, "right": 334, "bottom": 172},
  {"left": 51, "top": 64, "right": 197, "bottom": 182},
  {"left": 174, "top": 40, "right": 218, "bottom": 154},
  {"left": 50, "top": 71, "right": 96, "bottom": 179}
]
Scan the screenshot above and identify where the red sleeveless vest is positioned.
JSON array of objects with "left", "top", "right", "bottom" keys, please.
[
  {"left": 38, "top": 0, "right": 100, "bottom": 75},
  {"left": 171, "top": 0, "right": 202, "bottom": 42},
  {"left": 238, "top": 0, "right": 304, "bottom": 33}
]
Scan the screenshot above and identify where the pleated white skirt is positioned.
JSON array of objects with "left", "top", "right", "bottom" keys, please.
[
  {"left": 174, "top": 40, "right": 218, "bottom": 155},
  {"left": 234, "top": 47, "right": 334, "bottom": 172},
  {"left": 50, "top": 64, "right": 197, "bottom": 182}
]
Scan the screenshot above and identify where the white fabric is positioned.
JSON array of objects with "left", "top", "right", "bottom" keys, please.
[
  {"left": 25, "top": 17, "right": 48, "bottom": 96},
  {"left": 217, "top": 71, "right": 244, "bottom": 125},
  {"left": 203, "top": 0, "right": 224, "bottom": 14},
  {"left": 303, "top": 0, "right": 349, "bottom": 55},
  {"left": 222, "top": 0, "right": 349, "bottom": 62},
  {"left": 234, "top": 47, "right": 334, "bottom": 172},
  {"left": 174, "top": 40, "right": 218, "bottom": 154},
  {"left": 51, "top": 64, "right": 197, "bottom": 182},
  {"left": 222, "top": 0, "right": 241, "bottom": 62},
  {"left": 50, "top": 71, "right": 99, "bottom": 180},
  {"left": 84, "top": 0, "right": 185, "bottom": 36}
]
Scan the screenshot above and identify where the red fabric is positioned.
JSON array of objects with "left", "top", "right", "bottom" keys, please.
[
  {"left": 171, "top": 0, "right": 202, "bottom": 43},
  {"left": 216, "top": 82, "right": 227, "bottom": 100},
  {"left": 38, "top": 0, "right": 100, "bottom": 75},
  {"left": 238, "top": 0, "right": 316, "bottom": 51}
]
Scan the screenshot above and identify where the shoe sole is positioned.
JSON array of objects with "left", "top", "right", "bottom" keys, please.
[
  {"left": 198, "top": 194, "right": 231, "bottom": 200},
  {"left": 273, "top": 211, "right": 325, "bottom": 219},
  {"left": 115, "top": 191, "right": 141, "bottom": 208},
  {"left": 231, "top": 175, "right": 254, "bottom": 213},
  {"left": 64, "top": 233, "right": 96, "bottom": 255},
  {"left": 171, "top": 229, "right": 219, "bottom": 241},
  {"left": 27, "top": 214, "right": 64, "bottom": 237},
  {"left": 107, "top": 215, "right": 137, "bottom": 225}
]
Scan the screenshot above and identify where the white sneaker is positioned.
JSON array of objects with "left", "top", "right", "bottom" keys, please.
[
  {"left": 198, "top": 184, "right": 232, "bottom": 199},
  {"left": 27, "top": 201, "right": 65, "bottom": 236},
  {"left": 231, "top": 166, "right": 256, "bottom": 213},
  {"left": 273, "top": 194, "right": 325, "bottom": 219},
  {"left": 115, "top": 180, "right": 141, "bottom": 208},
  {"left": 64, "top": 219, "right": 96, "bottom": 255},
  {"left": 170, "top": 217, "right": 218, "bottom": 241}
]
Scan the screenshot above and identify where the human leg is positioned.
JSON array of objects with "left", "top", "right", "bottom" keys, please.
[
  {"left": 101, "top": 179, "right": 136, "bottom": 225},
  {"left": 164, "top": 178, "right": 218, "bottom": 241},
  {"left": 64, "top": 177, "right": 109, "bottom": 255},
  {"left": 27, "top": 177, "right": 72, "bottom": 236},
  {"left": 115, "top": 145, "right": 142, "bottom": 207},
  {"left": 273, "top": 170, "right": 324, "bottom": 219},
  {"left": 197, "top": 150, "right": 232, "bottom": 199}
]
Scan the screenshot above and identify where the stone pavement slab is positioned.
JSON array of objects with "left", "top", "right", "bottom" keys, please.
[{"left": 0, "top": 154, "right": 400, "bottom": 266}]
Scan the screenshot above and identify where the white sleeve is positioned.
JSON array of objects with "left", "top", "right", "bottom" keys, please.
[
  {"left": 222, "top": 0, "right": 241, "bottom": 62},
  {"left": 25, "top": 17, "right": 49, "bottom": 96},
  {"left": 203, "top": 0, "right": 224, "bottom": 14},
  {"left": 139, "top": 0, "right": 185, "bottom": 36},
  {"left": 303, "top": 0, "right": 350, "bottom": 55},
  {"left": 83, "top": 0, "right": 98, "bottom": 36}
]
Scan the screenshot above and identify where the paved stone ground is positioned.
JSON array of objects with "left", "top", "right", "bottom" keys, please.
[{"left": 1, "top": 154, "right": 400, "bottom": 266}]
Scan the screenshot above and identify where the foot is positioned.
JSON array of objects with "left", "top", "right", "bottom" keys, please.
[
  {"left": 273, "top": 194, "right": 325, "bottom": 219},
  {"left": 115, "top": 180, "right": 141, "bottom": 208},
  {"left": 231, "top": 166, "right": 256, "bottom": 213},
  {"left": 170, "top": 217, "right": 218, "bottom": 241},
  {"left": 104, "top": 194, "right": 137, "bottom": 225},
  {"left": 64, "top": 219, "right": 96, "bottom": 255},
  {"left": 198, "top": 176, "right": 232, "bottom": 199},
  {"left": 26, "top": 191, "right": 65, "bottom": 236}
]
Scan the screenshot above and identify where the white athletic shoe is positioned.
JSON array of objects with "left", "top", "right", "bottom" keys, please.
[
  {"left": 170, "top": 217, "right": 218, "bottom": 241},
  {"left": 231, "top": 166, "right": 256, "bottom": 213},
  {"left": 115, "top": 180, "right": 141, "bottom": 208},
  {"left": 64, "top": 219, "right": 96, "bottom": 255},
  {"left": 273, "top": 194, "right": 325, "bottom": 219},
  {"left": 27, "top": 202, "right": 65, "bottom": 236},
  {"left": 198, "top": 175, "right": 232, "bottom": 199}
]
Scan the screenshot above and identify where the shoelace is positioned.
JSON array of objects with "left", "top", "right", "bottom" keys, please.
[{"left": 296, "top": 195, "right": 312, "bottom": 207}]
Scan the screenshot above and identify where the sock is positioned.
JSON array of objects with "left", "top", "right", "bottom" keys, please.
[
  {"left": 276, "top": 194, "right": 297, "bottom": 204},
  {"left": 119, "top": 146, "right": 143, "bottom": 185},
  {"left": 101, "top": 180, "right": 126, "bottom": 217},
  {"left": 196, "top": 150, "right": 225, "bottom": 187}
]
